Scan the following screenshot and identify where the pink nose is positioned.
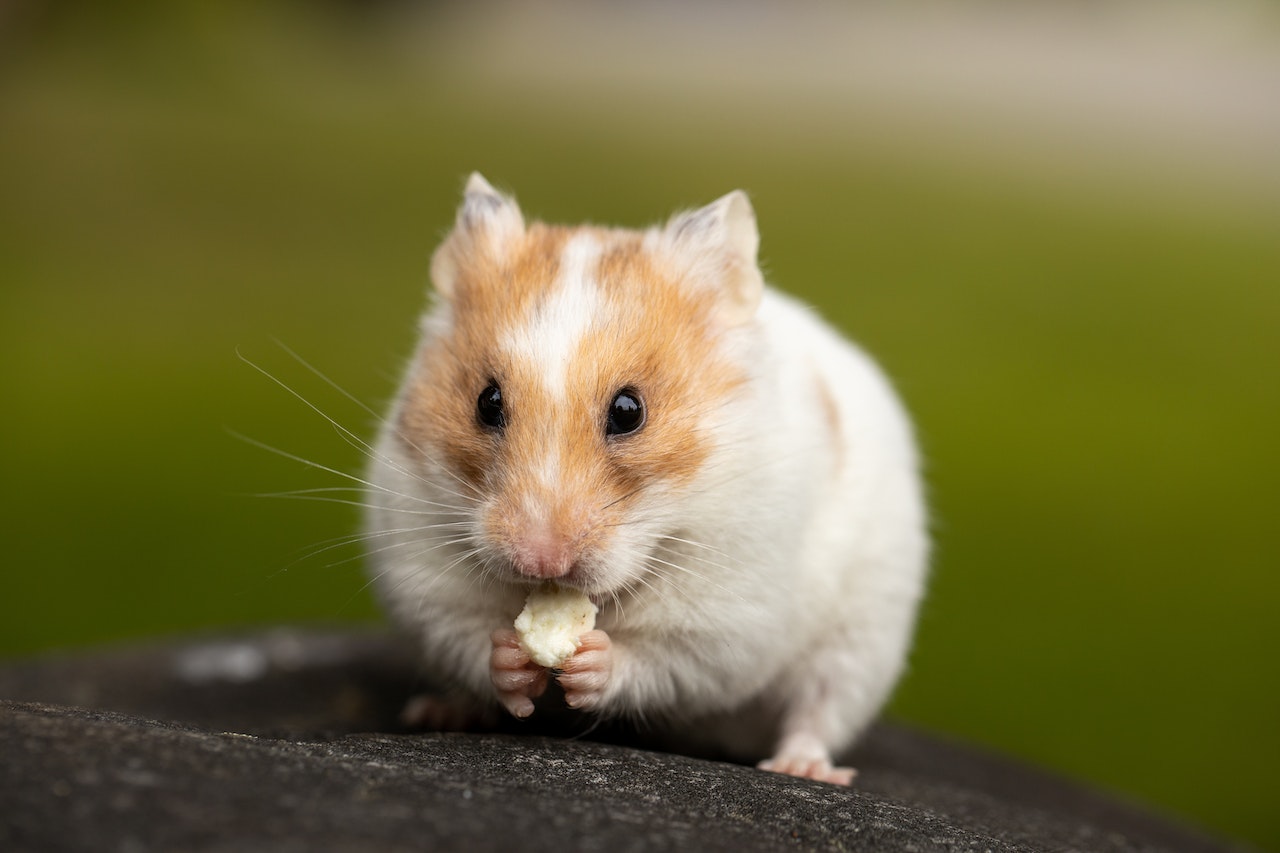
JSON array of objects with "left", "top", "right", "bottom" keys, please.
[{"left": 512, "top": 533, "right": 574, "bottom": 579}]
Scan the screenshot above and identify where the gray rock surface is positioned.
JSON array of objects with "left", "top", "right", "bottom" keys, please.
[{"left": 0, "top": 628, "right": 1245, "bottom": 852}]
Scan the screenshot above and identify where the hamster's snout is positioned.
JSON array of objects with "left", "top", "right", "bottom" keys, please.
[
  {"left": 509, "top": 525, "right": 578, "bottom": 580},
  {"left": 484, "top": 490, "right": 605, "bottom": 585}
]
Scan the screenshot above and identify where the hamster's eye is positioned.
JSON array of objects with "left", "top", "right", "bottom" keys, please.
[
  {"left": 477, "top": 383, "right": 505, "bottom": 431},
  {"left": 606, "top": 389, "right": 645, "bottom": 437}
]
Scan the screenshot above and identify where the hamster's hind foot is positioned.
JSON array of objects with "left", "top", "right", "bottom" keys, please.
[
  {"left": 757, "top": 732, "right": 858, "bottom": 786},
  {"left": 399, "top": 692, "right": 496, "bottom": 732}
]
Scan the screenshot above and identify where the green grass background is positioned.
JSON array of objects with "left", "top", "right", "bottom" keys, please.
[{"left": 2, "top": 4, "right": 1277, "bottom": 850}]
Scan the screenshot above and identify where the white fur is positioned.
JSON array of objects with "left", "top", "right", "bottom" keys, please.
[
  {"left": 569, "top": 287, "right": 927, "bottom": 760},
  {"left": 500, "top": 232, "right": 602, "bottom": 402},
  {"left": 365, "top": 189, "right": 928, "bottom": 771}
]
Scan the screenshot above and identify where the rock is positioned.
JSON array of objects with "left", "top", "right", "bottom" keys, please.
[{"left": 0, "top": 629, "right": 1245, "bottom": 852}]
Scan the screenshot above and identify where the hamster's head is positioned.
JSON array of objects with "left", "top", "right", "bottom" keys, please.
[{"left": 394, "top": 173, "right": 764, "bottom": 598}]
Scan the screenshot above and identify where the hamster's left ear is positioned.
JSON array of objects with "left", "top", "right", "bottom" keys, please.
[
  {"left": 662, "top": 190, "right": 764, "bottom": 325},
  {"left": 430, "top": 172, "right": 526, "bottom": 300}
]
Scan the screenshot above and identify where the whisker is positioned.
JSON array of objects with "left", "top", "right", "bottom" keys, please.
[
  {"left": 288, "top": 526, "right": 473, "bottom": 573},
  {"left": 229, "top": 430, "right": 469, "bottom": 516},
  {"left": 335, "top": 533, "right": 478, "bottom": 575},
  {"left": 271, "top": 336, "right": 383, "bottom": 421},
  {"left": 642, "top": 554, "right": 748, "bottom": 607},
  {"left": 655, "top": 547, "right": 742, "bottom": 578},
  {"left": 413, "top": 547, "right": 487, "bottom": 620},
  {"left": 331, "top": 421, "right": 483, "bottom": 510},
  {"left": 601, "top": 485, "right": 646, "bottom": 512},
  {"left": 656, "top": 534, "right": 742, "bottom": 565},
  {"left": 254, "top": 484, "right": 474, "bottom": 514},
  {"left": 351, "top": 536, "right": 475, "bottom": 602},
  {"left": 239, "top": 348, "right": 482, "bottom": 508},
  {"left": 238, "top": 349, "right": 409, "bottom": 473},
  {"left": 254, "top": 490, "right": 474, "bottom": 518}
]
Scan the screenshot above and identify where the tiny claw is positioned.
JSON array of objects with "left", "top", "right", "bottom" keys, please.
[
  {"left": 555, "top": 628, "right": 612, "bottom": 712},
  {"left": 499, "top": 692, "right": 535, "bottom": 719},
  {"left": 757, "top": 756, "right": 857, "bottom": 786},
  {"left": 760, "top": 732, "right": 857, "bottom": 785},
  {"left": 491, "top": 626, "right": 547, "bottom": 718}
]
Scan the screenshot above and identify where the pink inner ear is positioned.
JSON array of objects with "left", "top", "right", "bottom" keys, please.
[
  {"left": 461, "top": 188, "right": 506, "bottom": 227},
  {"left": 670, "top": 205, "right": 720, "bottom": 241}
]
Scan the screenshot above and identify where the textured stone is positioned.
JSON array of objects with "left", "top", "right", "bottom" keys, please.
[{"left": 0, "top": 629, "right": 1245, "bottom": 852}]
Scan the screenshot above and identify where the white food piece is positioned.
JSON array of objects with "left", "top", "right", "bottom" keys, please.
[{"left": 514, "top": 583, "right": 598, "bottom": 668}]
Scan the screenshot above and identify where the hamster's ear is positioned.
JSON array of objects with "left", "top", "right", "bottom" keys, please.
[
  {"left": 662, "top": 190, "right": 764, "bottom": 325},
  {"left": 430, "top": 172, "right": 526, "bottom": 300}
]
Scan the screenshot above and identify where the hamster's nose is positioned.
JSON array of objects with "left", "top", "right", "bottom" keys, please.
[{"left": 511, "top": 530, "right": 575, "bottom": 580}]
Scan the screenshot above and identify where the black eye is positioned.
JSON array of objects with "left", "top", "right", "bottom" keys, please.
[
  {"left": 606, "top": 389, "right": 645, "bottom": 437},
  {"left": 477, "top": 383, "right": 505, "bottom": 430}
]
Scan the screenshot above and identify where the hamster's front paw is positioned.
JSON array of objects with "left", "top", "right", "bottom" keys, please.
[
  {"left": 556, "top": 629, "right": 612, "bottom": 712},
  {"left": 490, "top": 628, "right": 549, "bottom": 718}
]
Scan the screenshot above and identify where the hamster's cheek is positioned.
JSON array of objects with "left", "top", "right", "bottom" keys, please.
[{"left": 578, "top": 512, "right": 671, "bottom": 599}]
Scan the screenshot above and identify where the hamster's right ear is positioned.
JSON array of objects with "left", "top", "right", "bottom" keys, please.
[
  {"left": 661, "top": 190, "right": 764, "bottom": 326},
  {"left": 430, "top": 172, "right": 526, "bottom": 300}
]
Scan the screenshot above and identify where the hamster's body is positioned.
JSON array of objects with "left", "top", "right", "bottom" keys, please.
[{"left": 366, "top": 175, "right": 927, "bottom": 782}]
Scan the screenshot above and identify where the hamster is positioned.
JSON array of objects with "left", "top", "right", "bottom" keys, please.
[{"left": 365, "top": 173, "right": 928, "bottom": 784}]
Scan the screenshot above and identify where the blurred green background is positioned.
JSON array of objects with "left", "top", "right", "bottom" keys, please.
[{"left": 2, "top": 1, "right": 1277, "bottom": 849}]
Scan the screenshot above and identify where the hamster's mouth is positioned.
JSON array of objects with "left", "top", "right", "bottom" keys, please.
[
  {"left": 502, "top": 562, "right": 592, "bottom": 595},
  {"left": 520, "top": 572, "right": 613, "bottom": 611},
  {"left": 486, "top": 540, "right": 629, "bottom": 606}
]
